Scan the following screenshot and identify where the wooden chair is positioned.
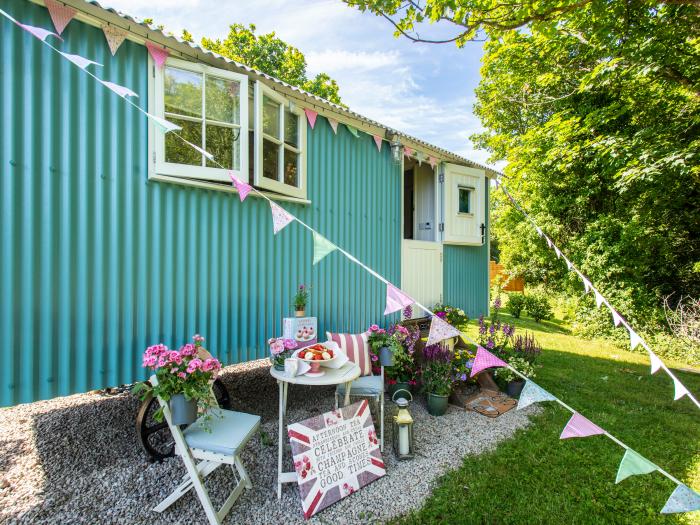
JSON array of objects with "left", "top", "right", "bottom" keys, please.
[
  {"left": 334, "top": 366, "right": 385, "bottom": 450},
  {"left": 150, "top": 375, "right": 260, "bottom": 525}
]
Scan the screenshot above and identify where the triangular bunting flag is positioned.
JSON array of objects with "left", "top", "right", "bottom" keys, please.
[
  {"left": 312, "top": 232, "right": 336, "bottom": 265},
  {"left": 102, "top": 24, "right": 126, "bottom": 56},
  {"left": 145, "top": 41, "right": 169, "bottom": 69},
  {"left": 99, "top": 80, "right": 138, "bottom": 98},
  {"left": 610, "top": 308, "right": 623, "bottom": 327},
  {"left": 404, "top": 146, "right": 414, "bottom": 158},
  {"left": 648, "top": 351, "right": 663, "bottom": 374},
  {"left": 58, "top": 52, "right": 102, "bottom": 70},
  {"left": 594, "top": 290, "right": 605, "bottom": 308},
  {"left": 373, "top": 135, "right": 383, "bottom": 152},
  {"left": 45, "top": 0, "right": 76, "bottom": 35},
  {"left": 581, "top": 277, "right": 592, "bottom": 294},
  {"left": 628, "top": 328, "right": 643, "bottom": 350},
  {"left": 469, "top": 346, "right": 509, "bottom": 377},
  {"left": 426, "top": 315, "right": 462, "bottom": 347},
  {"left": 303, "top": 108, "right": 318, "bottom": 129},
  {"left": 535, "top": 226, "right": 544, "bottom": 238},
  {"left": 565, "top": 257, "right": 574, "bottom": 270},
  {"left": 545, "top": 236, "right": 553, "bottom": 248},
  {"left": 270, "top": 201, "right": 294, "bottom": 234},
  {"left": 615, "top": 449, "right": 658, "bottom": 484},
  {"left": 183, "top": 139, "right": 213, "bottom": 161},
  {"left": 429, "top": 156, "right": 438, "bottom": 169},
  {"left": 554, "top": 246, "right": 562, "bottom": 258},
  {"left": 673, "top": 376, "right": 689, "bottom": 401},
  {"left": 229, "top": 172, "right": 252, "bottom": 202},
  {"left": 17, "top": 22, "right": 61, "bottom": 42},
  {"left": 660, "top": 484, "right": 700, "bottom": 514},
  {"left": 345, "top": 124, "right": 359, "bottom": 138},
  {"left": 147, "top": 113, "right": 181, "bottom": 133},
  {"left": 560, "top": 412, "right": 605, "bottom": 439},
  {"left": 517, "top": 380, "right": 557, "bottom": 410},
  {"left": 327, "top": 118, "right": 339, "bottom": 134},
  {"left": 415, "top": 151, "right": 426, "bottom": 166},
  {"left": 384, "top": 284, "right": 414, "bottom": 316}
]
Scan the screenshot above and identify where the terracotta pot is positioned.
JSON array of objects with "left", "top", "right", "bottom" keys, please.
[{"left": 295, "top": 308, "right": 306, "bottom": 318}]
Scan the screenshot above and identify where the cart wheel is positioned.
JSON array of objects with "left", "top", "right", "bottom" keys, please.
[{"left": 136, "top": 378, "right": 232, "bottom": 461}]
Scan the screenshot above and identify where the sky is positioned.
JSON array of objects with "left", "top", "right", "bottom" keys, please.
[{"left": 107, "top": 0, "right": 493, "bottom": 166}]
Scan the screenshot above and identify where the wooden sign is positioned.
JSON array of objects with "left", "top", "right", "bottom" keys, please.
[{"left": 288, "top": 400, "right": 385, "bottom": 518}]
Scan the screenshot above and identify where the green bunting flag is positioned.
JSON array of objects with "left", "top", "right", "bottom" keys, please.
[
  {"left": 345, "top": 124, "right": 360, "bottom": 138},
  {"left": 312, "top": 232, "right": 337, "bottom": 265},
  {"left": 616, "top": 449, "right": 658, "bottom": 484}
]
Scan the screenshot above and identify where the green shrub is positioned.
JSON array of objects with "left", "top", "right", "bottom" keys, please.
[
  {"left": 507, "top": 293, "right": 526, "bottom": 318},
  {"left": 525, "top": 292, "right": 553, "bottom": 322}
]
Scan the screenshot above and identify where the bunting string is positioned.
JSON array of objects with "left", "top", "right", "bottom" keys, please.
[{"left": 3, "top": 8, "right": 697, "bottom": 513}]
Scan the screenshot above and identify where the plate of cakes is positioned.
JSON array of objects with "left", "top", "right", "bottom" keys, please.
[{"left": 294, "top": 343, "right": 337, "bottom": 376}]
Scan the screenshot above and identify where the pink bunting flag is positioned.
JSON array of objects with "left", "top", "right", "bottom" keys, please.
[
  {"left": 648, "top": 351, "right": 663, "bottom": 374},
  {"left": 145, "top": 41, "right": 169, "bottom": 69},
  {"left": 327, "top": 118, "right": 339, "bottom": 134},
  {"left": 384, "top": 284, "right": 413, "bottom": 316},
  {"left": 270, "top": 201, "right": 294, "bottom": 234},
  {"left": 99, "top": 80, "right": 138, "bottom": 98},
  {"left": 303, "top": 108, "right": 318, "bottom": 129},
  {"left": 426, "top": 315, "right": 462, "bottom": 346},
  {"left": 58, "top": 51, "right": 102, "bottom": 70},
  {"left": 560, "top": 412, "right": 605, "bottom": 439},
  {"left": 102, "top": 24, "right": 126, "bottom": 56},
  {"left": 429, "top": 156, "right": 438, "bottom": 169},
  {"left": 17, "top": 22, "right": 61, "bottom": 42},
  {"left": 403, "top": 146, "right": 414, "bottom": 158},
  {"left": 229, "top": 172, "right": 252, "bottom": 202},
  {"left": 469, "top": 346, "right": 509, "bottom": 378},
  {"left": 44, "top": 0, "right": 76, "bottom": 35},
  {"left": 373, "top": 135, "right": 383, "bottom": 152},
  {"left": 673, "top": 376, "right": 689, "bottom": 401}
]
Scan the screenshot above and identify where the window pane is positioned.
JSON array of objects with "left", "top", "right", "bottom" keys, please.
[
  {"left": 205, "top": 76, "right": 240, "bottom": 124},
  {"left": 284, "top": 148, "right": 298, "bottom": 187},
  {"left": 284, "top": 109, "right": 299, "bottom": 147},
  {"left": 206, "top": 124, "right": 240, "bottom": 170},
  {"left": 165, "top": 117, "right": 202, "bottom": 166},
  {"left": 458, "top": 188, "right": 471, "bottom": 214},
  {"left": 262, "top": 95, "right": 280, "bottom": 137},
  {"left": 262, "top": 138, "right": 279, "bottom": 181},
  {"left": 164, "top": 66, "right": 201, "bottom": 118}
]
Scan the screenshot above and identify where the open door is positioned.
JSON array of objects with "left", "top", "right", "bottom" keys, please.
[{"left": 442, "top": 163, "right": 486, "bottom": 246}]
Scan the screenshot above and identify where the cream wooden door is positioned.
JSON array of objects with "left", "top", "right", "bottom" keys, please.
[{"left": 401, "top": 240, "right": 443, "bottom": 311}]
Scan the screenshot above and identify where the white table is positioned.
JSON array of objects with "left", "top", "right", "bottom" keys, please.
[{"left": 270, "top": 362, "right": 361, "bottom": 498}]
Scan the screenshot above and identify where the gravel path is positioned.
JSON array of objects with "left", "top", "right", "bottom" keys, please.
[{"left": 0, "top": 360, "right": 538, "bottom": 524}]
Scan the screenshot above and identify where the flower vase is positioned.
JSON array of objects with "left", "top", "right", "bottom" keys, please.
[
  {"left": 270, "top": 356, "right": 285, "bottom": 371},
  {"left": 295, "top": 308, "right": 306, "bottom": 318},
  {"left": 379, "top": 346, "right": 394, "bottom": 367},
  {"left": 169, "top": 394, "right": 197, "bottom": 425},
  {"left": 427, "top": 392, "right": 449, "bottom": 416}
]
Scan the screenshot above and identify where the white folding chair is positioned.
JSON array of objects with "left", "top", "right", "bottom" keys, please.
[
  {"left": 150, "top": 375, "right": 260, "bottom": 525},
  {"left": 335, "top": 365, "right": 385, "bottom": 451}
]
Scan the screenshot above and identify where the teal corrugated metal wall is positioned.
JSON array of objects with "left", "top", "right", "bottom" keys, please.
[
  {"left": 0, "top": 0, "right": 400, "bottom": 406},
  {"left": 443, "top": 179, "right": 490, "bottom": 319}
]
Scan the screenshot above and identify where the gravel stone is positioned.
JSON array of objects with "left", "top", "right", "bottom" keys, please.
[{"left": 0, "top": 359, "right": 538, "bottom": 524}]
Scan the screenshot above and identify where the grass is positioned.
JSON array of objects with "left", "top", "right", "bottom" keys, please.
[{"left": 398, "top": 312, "right": 700, "bottom": 525}]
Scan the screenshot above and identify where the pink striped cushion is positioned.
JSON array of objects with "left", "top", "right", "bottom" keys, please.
[{"left": 326, "top": 331, "right": 372, "bottom": 376}]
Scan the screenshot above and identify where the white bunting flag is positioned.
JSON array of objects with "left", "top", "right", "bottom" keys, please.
[
  {"left": 99, "top": 80, "right": 138, "bottom": 98},
  {"left": 565, "top": 257, "right": 574, "bottom": 270},
  {"left": 554, "top": 246, "right": 562, "bottom": 258},
  {"left": 661, "top": 484, "right": 700, "bottom": 514},
  {"left": 582, "top": 277, "right": 592, "bottom": 294},
  {"left": 16, "top": 22, "right": 61, "bottom": 42},
  {"left": 102, "top": 24, "right": 127, "bottom": 56},
  {"left": 535, "top": 226, "right": 544, "bottom": 237},
  {"left": 517, "top": 381, "right": 557, "bottom": 410},
  {"left": 648, "top": 351, "right": 663, "bottom": 374},
  {"left": 426, "top": 315, "right": 461, "bottom": 346},
  {"left": 327, "top": 118, "right": 339, "bottom": 134},
  {"left": 183, "top": 140, "right": 213, "bottom": 161},
  {"left": 312, "top": 232, "right": 336, "bottom": 265},
  {"left": 628, "top": 328, "right": 643, "bottom": 350},
  {"left": 610, "top": 308, "right": 623, "bottom": 327},
  {"left": 545, "top": 236, "right": 553, "bottom": 248},
  {"left": 58, "top": 52, "right": 102, "bottom": 70},
  {"left": 594, "top": 290, "right": 605, "bottom": 308},
  {"left": 147, "top": 113, "right": 181, "bottom": 133},
  {"left": 673, "top": 376, "right": 690, "bottom": 401},
  {"left": 270, "top": 201, "right": 295, "bottom": 234}
]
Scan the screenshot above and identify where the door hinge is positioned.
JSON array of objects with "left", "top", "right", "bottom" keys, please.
[
  {"left": 438, "top": 173, "right": 445, "bottom": 183},
  {"left": 438, "top": 223, "right": 445, "bottom": 232},
  {"left": 152, "top": 151, "right": 156, "bottom": 164},
  {"left": 440, "top": 252, "right": 443, "bottom": 262}
]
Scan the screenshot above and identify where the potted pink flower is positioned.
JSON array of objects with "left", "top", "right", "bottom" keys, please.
[
  {"left": 269, "top": 337, "right": 298, "bottom": 370},
  {"left": 133, "top": 334, "right": 222, "bottom": 426}
]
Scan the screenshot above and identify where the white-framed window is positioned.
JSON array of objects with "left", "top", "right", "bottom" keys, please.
[
  {"left": 458, "top": 186, "right": 473, "bottom": 215},
  {"left": 151, "top": 57, "right": 248, "bottom": 183},
  {"left": 253, "top": 82, "right": 307, "bottom": 199}
]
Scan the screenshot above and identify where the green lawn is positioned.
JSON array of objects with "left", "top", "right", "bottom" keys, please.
[{"left": 399, "top": 313, "right": 700, "bottom": 525}]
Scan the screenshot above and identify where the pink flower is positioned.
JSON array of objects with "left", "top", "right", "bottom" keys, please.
[
  {"left": 202, "top": 358, "right": 221, "bottom": 372},
  {"left": 178, "top": 372, "right": 186, "bottom": 379},
  {"left": 270, "top": 340, "right": 284, "bottom": 356},
  {"left": 187, "top": 358, "right": 203, "bottom": 373},
  {"left": 283, "top": 339, "right": 298, "bottom": 350},
  {"left": 408, "top": 379, "right": 417, "bottom": 386},
  {"left": 180, "top": 343, "right": 197, "bottom": 357},
  {"left": 168, "top": 351, "right": 182, "bottom": 364},
  {"left": 192, "top": 334, "right": 205, "bottom": 344},
  {"left": 378, "top": 328, "right": 386, "bottom": 334},
  {"left": 371, "top": 354, "right": 379, "bottom": 362},
  {"left": 369, "top": 324, "right": 379, "bottom": 332},
  {"left": 157, "top": 356, "right": 168, "bottom": 368}
]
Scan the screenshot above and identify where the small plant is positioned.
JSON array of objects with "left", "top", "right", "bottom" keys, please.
[
  {"left": 525, "top": 292, "right": 553, "bottom": 322},
  {"left": 512, "top": 332, "right": 542, "bottom": 363},
  {"left": 452, "top": 346, "right": 476, "bottom": 383},
  {"left": 477, "top": 314, "right": 515, "bottom": 360},
  {"left": 507, "top": 293, "right": 526, "bottom": 319},
  {"left": 367, "top": 323, "right": 420, "bottom": 379},
  {"left": 495, "top": 356, "right": 535, "bottom": 383},
  {"left": 268, "top": 337, "right": 298, "bottom": 368},
  {"left": 421, "top": 344, "right": 454, "bottom": 396},
  {"left": 432, "top": 303, "right": 470, "bottom": 330},
  {"left": 293, "top": 284, "right": 310, "bottom": 310}
]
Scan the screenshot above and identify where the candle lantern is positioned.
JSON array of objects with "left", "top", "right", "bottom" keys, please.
[{"left": 392, "top": 389, "right": 414, "bottom": 459}]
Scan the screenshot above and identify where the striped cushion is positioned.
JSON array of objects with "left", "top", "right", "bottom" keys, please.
[{"left": 326, "top": 331, "right": 372, "bottom": 376}]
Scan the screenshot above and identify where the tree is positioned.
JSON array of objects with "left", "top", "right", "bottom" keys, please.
[
  {"left": 201, "top": 24, "right": 343, "bottom": 105},
  {"left": 345, "top": 0, "right": 700, "bottom": 329}
]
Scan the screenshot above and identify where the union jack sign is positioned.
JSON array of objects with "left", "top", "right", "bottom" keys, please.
[{"left": 288, "top": 400, "right": 386, "bottom": 519}]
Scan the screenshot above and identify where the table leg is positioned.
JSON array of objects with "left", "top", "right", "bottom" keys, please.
[
  {"left": 277, "top": 380, "right": 284, "bottom": 499},
  {"left": 343, "top": 381, "right": 351, "bottom": 407}
]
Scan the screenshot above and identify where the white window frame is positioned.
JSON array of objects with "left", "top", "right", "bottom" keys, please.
[
  {"left": 253, "top": 82, "right": 307, "bottom": 199},
  {"left": 150, "top": 57, "right": 249, "bottom": 184},
  {"left": 457, "top": 186, "right": 474, "bottom": 216}
]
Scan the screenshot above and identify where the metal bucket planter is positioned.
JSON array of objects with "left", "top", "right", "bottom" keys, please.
[
  {"left": 427, "top": 393, "right": 449, "bottom": 416},
  {"left": 379, "top": 346, "right": 394, "bottom": 367},
  {"left": 169, "top": 394, "right": 197, "bottom": 425},
  {"left": 506, "top": 380, "right": 525, "bottom": 399}
]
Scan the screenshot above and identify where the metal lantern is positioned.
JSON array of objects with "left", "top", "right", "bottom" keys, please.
[
  {"left": 390, "top": 134, "right": 402, "bottom": 164},
  {"left": 392, "top": 389, "right": 415, "bottom": 459}
]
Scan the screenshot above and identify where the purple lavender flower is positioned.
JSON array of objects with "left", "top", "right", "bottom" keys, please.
[
  {"left": 493, "top": 297, "right": 502, "bottom": 309},
  {"left": 489, "top": 324, "right": 496, "bottom": 335},
  {"left": 486, "top": 339, "right": 495, "bottom": 350},
  {"left": 436, "top": 311, "right": 447, "bottom": 319},
  {"left": 460, "top": 373, "right": 467, "bottom": 381},
  {"left": 403, "top": 305, "right": 413, "bottom": 319}
]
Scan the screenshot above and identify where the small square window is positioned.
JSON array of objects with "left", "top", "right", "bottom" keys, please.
[{"left": 458, "top": 187, "right": 472, "bottom": 214}]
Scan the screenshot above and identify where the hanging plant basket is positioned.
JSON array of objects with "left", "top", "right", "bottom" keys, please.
[{"left": 169, "top": 394, "right": 197, "bottom": 425}]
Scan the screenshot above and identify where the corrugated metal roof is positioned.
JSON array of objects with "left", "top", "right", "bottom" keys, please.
[{"left": 37, "top": 0, "right": 500, "bottom": 175}]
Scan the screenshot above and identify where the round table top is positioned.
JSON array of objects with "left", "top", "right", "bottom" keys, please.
[{"left": 270, "top": 361, "right": 361, "bottom": 386}]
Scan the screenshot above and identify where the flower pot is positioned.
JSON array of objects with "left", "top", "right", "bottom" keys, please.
[
  {"left": 427, "top": 392, "right": 449, "bottom": 416},
  {"left": 270, "top": 356, "right": 285, "bottom": 371},
  {"left": 169, "top": 394, "right": 197, "bottom": 425},
  {"left": 295, "top": 308, "right": 306, "bottom": 318},
  {"left": 506, "top": 380, "right": 525, "bottom": 398},
  {"left": 388, "top": 382, "right": 411, "bottom": 401},
  {"left": 379, "top": 346, "right": 394, "bottom": 367}
]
